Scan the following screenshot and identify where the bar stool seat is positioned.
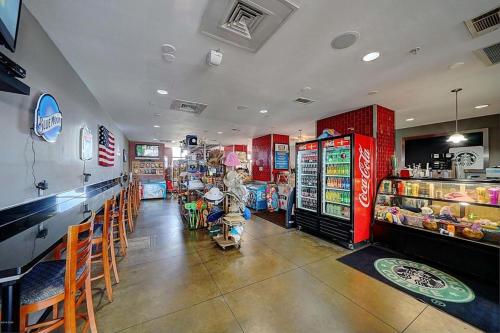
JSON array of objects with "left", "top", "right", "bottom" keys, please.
[{"left": 20, "top": 261, "right": 84, "bottom": 305}]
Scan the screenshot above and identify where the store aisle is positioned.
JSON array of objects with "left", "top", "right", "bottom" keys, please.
[{"left": 91, "top": 199, "right": 480, "bottom": 333}]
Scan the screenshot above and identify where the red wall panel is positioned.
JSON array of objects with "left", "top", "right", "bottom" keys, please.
[
  {"left": 316, "top": 105, "right": 395, "bottom": 184},
  {"left": 317, "top": 106, "right": 373, "bottom": 137},
  {"left": 271, "top": 134, "right": 290, "bottom": 175},
  {"left": 376, "top": 105, "right": 395, "bottom": 183},
  {"left": 252, "top": 135, "right": 272, "bottom": 181},
  {"left": 224, "top": 145, "right": 248, "bottom": 153},
  {"left": 251, "top": 134, "right": 289, "bottom": 181}
]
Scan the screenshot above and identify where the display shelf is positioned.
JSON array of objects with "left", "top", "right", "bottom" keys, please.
[
  {"left": 325, "top": 162, "right": 350, "bottom": 165},
  {"left": 324, "top": 200, "right": 350, "bottom": 206},
  {"left": 385, "top": 176, "right": 500, "bottom": 184},
  {"left": 300, "top": 185, "right": 316, "bottom": 188},
  {"left": 327, "top": 214, "right": 350, "bottom": 220},
  {"left": 325, "top": 187, "right": 350, "bottom": 191},
  {"left": 379, "top": 193, "right": 499, "bottom": 209},
  {"left": 325, "top": 174, "right": 350, "bottom": 177},
  {"left": 132, "top": 161, "right": 164, "bottom": 176},
  {"left": 375, "top": 219, "right": 498, "bottom": 249},
  {"left": 375, "top": 177, "right": 500, "bottom": 249}
]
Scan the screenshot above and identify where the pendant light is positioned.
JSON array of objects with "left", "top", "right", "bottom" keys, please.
[{"left": 447, "top": 88, "right": 467, "bottom": 144}]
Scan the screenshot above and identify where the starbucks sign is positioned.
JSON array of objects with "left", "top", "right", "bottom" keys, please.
[{"left": 374, "top": 258, "right": 475, "bottom": 303}]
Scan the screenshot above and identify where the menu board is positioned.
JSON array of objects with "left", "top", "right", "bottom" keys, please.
[{"left": 274, "top": 144, "right": 289, "bottom": 170}]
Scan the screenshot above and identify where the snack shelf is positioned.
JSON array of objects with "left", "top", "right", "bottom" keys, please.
[
  {"left": 325, "top": 187, "right": 350, "bottom": 191},
  {"left": 379, "top": 193, "right": 499, "bottom": 209},
  {"left": 374, "top": 218, "right": 499, "bottom": 249},
  {"left": 375, "top": 177, "right": 500, "bottom": 249},
  {"left": 324, "top": 200, "right": 350, "bottom": 206}
]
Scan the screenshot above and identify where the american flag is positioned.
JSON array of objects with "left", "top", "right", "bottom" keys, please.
[{"left": 98, "top": 125, "right": 115, "bottom": 167}]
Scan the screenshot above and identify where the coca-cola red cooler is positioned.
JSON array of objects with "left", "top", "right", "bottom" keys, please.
[{"left": 318, "top": 134, "right": 376, "bottom": 249}]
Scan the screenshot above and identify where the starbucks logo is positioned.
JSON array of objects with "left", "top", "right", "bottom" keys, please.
[{"left": 375, "top": 258, "right": 475, "bottom": 303}]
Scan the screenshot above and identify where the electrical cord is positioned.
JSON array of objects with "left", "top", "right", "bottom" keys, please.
[
  {"left": 83, "top": 160, "right": 86, "bottom": 185},
  {"left": 30, "top": 128, "right": 38, "bottom": 188}
]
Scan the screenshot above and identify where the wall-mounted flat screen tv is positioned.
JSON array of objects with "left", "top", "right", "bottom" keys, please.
[
  {"left": 0, "top": 0, "right": 22, "bottom": 52},
  {"left": 135, "top": 144, "right": 160, "bottom": 159}
]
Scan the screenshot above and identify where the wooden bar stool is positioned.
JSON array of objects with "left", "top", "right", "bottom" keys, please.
[
  {"left": 19, "top": 212, "right": 97, "bottom": 333},
  {"left": 91, "top": 199, "right": 120, "bottom": 302},
  {"left": 121, "top": 186, "right": 134, "bottom": 233},
  {"left": 135, "top": 180, "right": 141, "bottom": 213},
  {"left": 113, "top": 192, "right": 128, "bottom": 257}
]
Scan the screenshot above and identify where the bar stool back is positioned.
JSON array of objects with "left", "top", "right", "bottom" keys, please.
[
  {"left": 91, "top": 198, "right": 120, "bottom": 302},
  {"left": 19, "top": 212, "right": 97, "bottom": 333}
]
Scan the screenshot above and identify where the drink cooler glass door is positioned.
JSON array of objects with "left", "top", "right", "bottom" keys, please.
[
  {"left": 322, "top": 138, "right": 351, "bottom": 220},
  {"left": 297, "top": 147, "right": 318, "bottom": 212}
]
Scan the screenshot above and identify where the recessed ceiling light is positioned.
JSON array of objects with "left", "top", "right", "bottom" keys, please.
[
  {"left": 362, "top": 52, "right": 380, "bottom": 62},
  {"left": 154, "top": 125, "right": 161, "bottom": 128},
  {"left": 153, "top": 138, "right": 158, "bottom": 141},
  {"left": 368, "top": 90, "right": 379, "bottom": 95},
  {"left": 171, "top": 140, "right": 176, "bottom": 143},
  {"left": 448, "top": 62, "right": 465, "bottom": 70},
  {"left": 162, "top": 53, "right": 176, "bottom": 63},
  {"left": 474, "top": 104, "right": 489, "bottom": 109},
  {"left": 217, "top": 131, "right": 223, "bottom": 134},
  {"left": 161, "top": 44, "right": 176, "bottom": 54},
  {"left": 406, "top": 118, "right": 415, "bottom": 122},
  {"left": 157, "top": 89, "right": 168, "bottom": 95},
  {"left": 259, "top": 109, "right": 268, "bottom": 114},
  {"left": 409, "top": 47, "right": 421, "bottom": 55},
  {"left": 153, "top": 113, "right": 161, "bottom": 117}
]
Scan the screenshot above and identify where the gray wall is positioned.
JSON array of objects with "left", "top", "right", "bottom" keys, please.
[
  {"left": 396, "top": 114, "right": 500, "bottom": 168},
  {"left": 0, "top": 7, "right": 128, "bottom": 209}
]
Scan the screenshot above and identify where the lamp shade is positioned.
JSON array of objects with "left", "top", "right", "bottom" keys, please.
[
  {"left": 447, "top": 133, "right": 467, "bottom": 144},
  {"left": 224, "top": 152, "right": 240, "bottom": 167}
]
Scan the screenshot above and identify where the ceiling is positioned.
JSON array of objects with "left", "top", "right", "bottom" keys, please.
[{"left": 25, "top": 0, "right": 500, "bottom": 146}]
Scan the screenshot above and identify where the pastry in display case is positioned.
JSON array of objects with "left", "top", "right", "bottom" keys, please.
[{"left": 374, "top": 178, "right": 500, "bottom": 247}]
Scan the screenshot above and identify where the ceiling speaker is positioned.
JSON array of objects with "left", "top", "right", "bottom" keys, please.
[{"left": 186, "top": 135, "right": 198, "bottom": 146}]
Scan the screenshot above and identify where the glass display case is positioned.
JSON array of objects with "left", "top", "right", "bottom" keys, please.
[
  {"left": 296, "top": 142, "right": 318, "bottom": 212},
  {"left": 374, "top": 177, "right": 500, "bottom": 247},
  {"left": 321, "top": 137, "right": 351, "bottom": 220}
]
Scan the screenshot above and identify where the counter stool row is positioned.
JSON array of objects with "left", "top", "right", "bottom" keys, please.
[{"left": 17, "top": 181, "right": 141, "bottom": 332}]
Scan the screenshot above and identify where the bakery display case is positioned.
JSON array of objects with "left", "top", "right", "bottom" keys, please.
[{"left": 374, "top": 177, "right": 500, "bottom": 247}]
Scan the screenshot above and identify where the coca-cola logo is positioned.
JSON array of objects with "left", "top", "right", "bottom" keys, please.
[{"left": 358, "top": 144, "right": 371, "bottom": 208}]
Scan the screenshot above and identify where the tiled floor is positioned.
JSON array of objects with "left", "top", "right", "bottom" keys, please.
[{"left": 91, "top": 199, "right": 481, "bottom": 333}]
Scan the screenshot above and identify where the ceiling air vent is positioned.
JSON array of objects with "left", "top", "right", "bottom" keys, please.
[
  {"left": 465, "top": 7, "right": 499, "bottom": 38},
  {"left": 474, "top": 42, "right": 500, "bottom": 66},
  {"left": 200, "top": 0, "right": 298, "bottom": 53},
  {"left": 170, "top": 99, "right": 207, "bottom": 115},
  {"left": 294, "top": 97, "right": 315, "bottom": 104},
  {"left": 221, "top": 1, "right": 265, "bottom": 39}
]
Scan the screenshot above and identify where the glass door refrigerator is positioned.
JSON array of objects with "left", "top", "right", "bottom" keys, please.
[
  {"left": 319, "top": 134, "right": 376, "bottom": 249},
  {"left": 295, "top": 140, "right": 320, "bottom": 232}
]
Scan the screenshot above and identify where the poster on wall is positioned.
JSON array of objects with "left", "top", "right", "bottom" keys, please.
[
  {"left": 274, "top": 143, "right": 289, "bottom": 170},
  {"left": 98, "top": 125, "right": 115, "bottom": 167},
  {"left": 80, "top": 125, "right": 93, "bottom": 160},
  {"left": 449, "top": 146, "right": 484, "bottom": 170},
  {"left": 34, "top": 94, "right": 62, "bottom": 143}
]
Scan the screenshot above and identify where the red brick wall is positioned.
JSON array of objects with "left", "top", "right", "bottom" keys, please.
[
  {"left": 316, "top": 105, "right": 395, "bottom": 184},
  {"left": 252, "top": 135, "right": 272, "bottom": 181},
  {"left": 317, "top": 106, "right": 373, "bottom": 137},
  {"left": 376, "top": 105, "right": 395, "bottom": 182}
]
